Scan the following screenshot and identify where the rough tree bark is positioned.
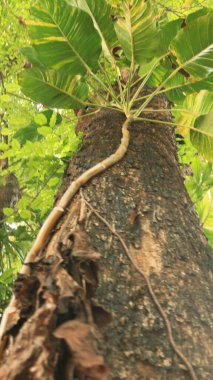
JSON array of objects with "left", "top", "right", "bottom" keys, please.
[{"left": 0, "top": 92, "right": 212, "bottom": 380}]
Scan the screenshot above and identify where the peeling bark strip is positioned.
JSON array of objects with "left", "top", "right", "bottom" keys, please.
[
  {"left": 0, "top": 117, "right": 131, "bottom": 341},
  {"left": 0, "top": 215, "right": 110, "bottom": 379}
]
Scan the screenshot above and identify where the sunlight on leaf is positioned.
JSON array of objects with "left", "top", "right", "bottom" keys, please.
[
  {"left": 114, "top": 0, "right": 159, "bottom": 64},
  {"left": 190, "top": 111, "right": 213, "bottom": 163}
]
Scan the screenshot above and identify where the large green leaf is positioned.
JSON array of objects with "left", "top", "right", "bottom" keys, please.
[
  {"left": 190, "top": 111, "right": 213, "bottom": 163},
  {"left": 159, "top": 19, "right": 182, "bottom": 54},
  {"left": 26, "top": 0, "right": 101, "bottom": 75},
  {"left": 171, "top": 11, "right": 213, "bottom": 79},
  {"left": 174, "top": 90, "right": 213, "bottom": 136},
  {"left": 161, "top": 69, "right": 213, "bottom": 103},
  {"left": 186, "top": 8, "right": 209, "bottom": 24},
  {"left": 197, "top": 189, "right": 213, "bottom": 226},
  {"left": 19, "top": 68, "right": 88, "bottom": 109},
  {"left": 67, "top": 0, "right": 117, "bottom": 53},
  {"left": 143, "top": 60, "right": 213, "bottom": 104},
  {"left": 114, "top": 0, "right": 159, "bottom": 64},
  {"left": 176, "top": 73, "right": 213, "bottom": 94},
  {"left": 21, "top": 47, "right": 46, "bottom": 69}
]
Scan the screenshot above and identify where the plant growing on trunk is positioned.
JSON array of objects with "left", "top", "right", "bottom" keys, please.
[{"left": 0, "top": 1, "right": 212, "bottom": 379}]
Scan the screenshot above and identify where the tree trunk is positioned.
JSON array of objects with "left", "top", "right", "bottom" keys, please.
[{"left": 0, "top": 92, "right": 212, "bottom": 380}]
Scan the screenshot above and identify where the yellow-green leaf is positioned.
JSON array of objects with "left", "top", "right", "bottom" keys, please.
[
  {"left": 34, "top": 113, "right": 48, "bottom": 126},
  {"left": 190, "top": 111, "right": 213, "bottom": 163},
  {"left": 27, "top": 0, "right": 101, "bottom": 75},
  {"left": 114, "top": 0, "right": 159, "bottom": 64}
]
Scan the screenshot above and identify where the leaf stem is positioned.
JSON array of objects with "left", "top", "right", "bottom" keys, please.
[
  {"left": 140, "top": 108, "right": 197, "bottom": 116},
  {"left": 129, "top": 54, "right": 167, "bottom": 109},
  {"left": 134, "top": 117, "right": 213, "bottom": 138},
  {"left": 125, "top": 1, "right": 135, "bottom": 113},
  {"left": 97, "top": 62, "right": 122, "bottom": 108},
  {"left": 134, "top": 46, "right": 213, "bottom": 117}
]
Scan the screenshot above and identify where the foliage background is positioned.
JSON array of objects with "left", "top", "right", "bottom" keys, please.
[{"left": 0, "top": 0, "right": 212, "bottom": 314}]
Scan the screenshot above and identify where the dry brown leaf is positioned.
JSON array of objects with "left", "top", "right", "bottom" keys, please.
[
  {"left": 54, "top": 320, "right": 108, "bottom": 380},
  {"left": 0, "top": 299, "right": 57, "bottom": 380},
  {"left": 71, "top": 230, "right": 101, "bottom": 261},
  {"left": 55, "top": 268, "right": 81, "bottom": 298}
]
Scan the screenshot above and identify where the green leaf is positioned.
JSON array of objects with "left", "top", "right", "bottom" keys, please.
[
  {"left": 179, "top": 73, "right": 213, "bottom": 94},
  {"left": 49, "top": 112, "right": 57, "bottom": 128},
  {"left": 40, "top": 110, "right": 62, "bottom": 125},
  {"left": 162, "top": 67, "right": 213, "bottom": 103},
  {"left": 159, "top": 19, "right": 182, "bottom": 54},
  {"left": 196, "top": 188, "right": 213, "bottom": 248},
  {"left": 14, "top": 123, "right": 41, "bottom": 144},
  {"left": 1, "top": 128, "right": 10, "bottom": 136},
  {"left": 67, "top": 0, "right": 117, "bottom": 54},
  {"left": 204, "top": 226, "right": 213, "bottom": 247},
  {"left": 0, "top": 142, "right": 9, "bottom": 151},
  {"left": 21, "top": 47, "right": 46, "bottom": 69},
  {"left": 19, "top": 68, "right": 88, "bottom": 109},
  {"left": 3, "top": 208, "right": 14, "bottom": 217},
  {"left": 26, "top": 0, "right": 102, "bottom": 75},
  {"left": 174, "top": 90, "right": 213, "bottom": 136},
  {"left": 48, "top": 177, "right": 60, "bottom": 187},
  {"left": 171, "top": 11, "right": 213, "bottom": 79},
  {"left": 19, "top": 209, "right": 32, "bottom": 220},
  {"left": 197, "top": 190, "right": 213, "bottom": 225},
  {"left": 0, "top": 269, "right": 15, "bottom": 285},
  {"left": 5, "top": 83, "right": 21, "bottom": 93},
  {"left": 202, "top": 162, "right": 212, "bottom": 183},
  {"left": 18, "top": 196, "right": 31, "bottom": 209},
  {"left": 186, "top": 8, "right": 209, "bottom": 24},
  {"left": 0, "top": 95, "right": 11, "bottom": 103},
  {"left": 34, "top": 113, "right": 48, "bottom": 126},
  {"left": 138, "top": 57, "right": 160, "bottom": 78},
  {"left": 144, "top": 63, "right": 213, "bottom": 104},
  {"left": 37, "top": 126, "right": 52, "bottom": 136},
  {"left": 190, "top": 111, "right": 213, "bottom": 163},
  {"left": 114, "top": 0, "right": 159, "bottom": 64}
]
